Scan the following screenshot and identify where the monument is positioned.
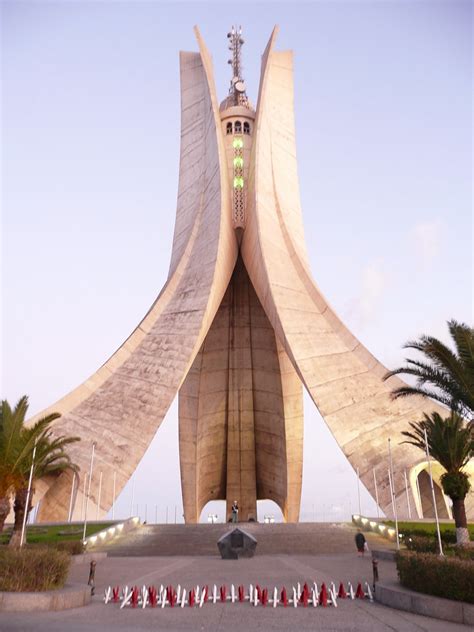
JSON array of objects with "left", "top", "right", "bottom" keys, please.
[{"left": 27, "top": 26, "right": 468, "bottom": 524}]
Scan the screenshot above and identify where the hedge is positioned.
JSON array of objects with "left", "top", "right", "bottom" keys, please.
[
  {"left": 52, "top": 540, "right": 84, "bottom": 555},
  {"left": 0, "top": 546, "right": 71, "bottom": 592},
  {"left": 405, "top": 536, "right": 474, "bottom": 560},
  {"left": 396, "top": 551, "right": 474, "bottom": 603}
]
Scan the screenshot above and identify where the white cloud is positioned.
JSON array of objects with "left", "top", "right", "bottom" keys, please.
[
  {"left": 358, "top": 260, "right": 386, "bottom": 322},
  {"left": 345, "top": 259, "right": 387, "bottom": 327},
  {"left": 411, "top": 219, "right": 443, "bottom": 268}
]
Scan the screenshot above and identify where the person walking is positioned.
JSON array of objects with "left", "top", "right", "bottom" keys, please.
[
  {"left": 231, "top": 500, "right": 239, "bottom": 523},
  {"left": 355, "top": 530, "right": 367, "bottom": 556}
]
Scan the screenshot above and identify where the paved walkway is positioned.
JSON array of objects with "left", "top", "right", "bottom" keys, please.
[
  {"left": 2, "top": 553, "right": 467, "bottom": 631},
  {"left": 92, "top": 521, "right": 396, "bottom": 556}
]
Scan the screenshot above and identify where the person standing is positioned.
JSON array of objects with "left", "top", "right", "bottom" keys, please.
[
  {"left": 355, "top": 530, "right": 367, "bottom": 556},
  {"left": 231, "top": 500, "right": 239, "bottom": 523}
]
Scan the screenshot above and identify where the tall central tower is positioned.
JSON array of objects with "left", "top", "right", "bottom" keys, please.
[
  {"left": 179, "top": 27, "right": 303, "bottom": 523},
  {"left": 28, "top": 26, "right": 461, "bottom": 526}
]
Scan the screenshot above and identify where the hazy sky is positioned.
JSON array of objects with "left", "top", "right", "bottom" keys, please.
[{"left": 2, "top": 1, "right": 472, "bottom": 523}]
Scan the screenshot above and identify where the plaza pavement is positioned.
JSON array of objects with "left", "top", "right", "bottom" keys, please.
[{"left": 1, "top": 552, "right": 467, "bottom": 631}]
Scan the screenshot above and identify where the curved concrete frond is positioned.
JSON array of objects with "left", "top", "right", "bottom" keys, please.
[
  {"left": 242, "top": 29, "right": 448, "bottom": 518},
  {"left": 31, "top": 30, "right": 237, "bottom": 521}
]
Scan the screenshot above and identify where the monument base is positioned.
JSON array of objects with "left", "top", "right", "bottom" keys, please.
[{"left": 217, "top": 528, "right": 257, "bottom": 559}]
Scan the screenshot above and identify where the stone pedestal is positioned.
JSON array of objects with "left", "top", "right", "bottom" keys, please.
[{"left": 217, "top": 528, "right": 257, "bottom": 559}]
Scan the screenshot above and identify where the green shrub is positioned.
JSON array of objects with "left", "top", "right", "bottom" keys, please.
[
  {"left": 451, "top": 546, "right": 474, "bottom": 561},
  {"left": 405, "top": 535, "right": 474, "bottom": 559},
  {"left": 396, "top": 551, "right": 474, "bottom": 603},
  {"left": 384, "top": 521, "right": 474, "bottom": 543},
  {"left": 405, "top": 535, "right": 439, "bottom": 553},
  {"left": 51, "top": 540, "right": 84, "bottom": 555},
  {"left": 0, "top": 546, "right": 71, "bottom": 592}
]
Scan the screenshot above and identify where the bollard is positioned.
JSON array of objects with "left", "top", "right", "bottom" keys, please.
[
  {"left": 319, "top": 583, "right": 328, "bottom": 607},
  {"left": 149, "top": 586, "right": 158, "bottom": 607},
  {"left": 365, "top": 582, "right": 374, "bottom": 602},
  {"left": 220, "top": 585, "right": 227, "bottom": 602},
  {"left": 130, "top": 586, "right": 139, "bottom": 608},
  {"left": 88, "top": 560, "right": 96, "bottom": 596},
  {"left": 112, "top": 586, "right": 120, "bottom": 603},
  {"left": 292, "top": 586, "right": 298, "bottom": 608},
  {"left": 372, "top": 557, "right": 379, "bottom": 591}
]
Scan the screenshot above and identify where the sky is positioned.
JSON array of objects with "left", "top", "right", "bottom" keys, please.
[{"left": 1, "top": 0, "right": 472, "bottom": 523}]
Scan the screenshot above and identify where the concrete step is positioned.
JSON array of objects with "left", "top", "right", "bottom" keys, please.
[{"left": 93, "top": 522, "right": 393, "bottom": 557}]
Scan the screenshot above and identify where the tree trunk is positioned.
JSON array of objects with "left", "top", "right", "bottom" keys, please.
[
  {"left": 452, "top": 497, "right": 470, "bottom": 545},
  {"left": 9, "top": 487, "right": 32, "bottom": 548},
  {"left": 0, "top": 496, "right": 11, "bottom": 533}
]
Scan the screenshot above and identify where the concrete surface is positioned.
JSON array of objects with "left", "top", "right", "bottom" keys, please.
[
  {"left": 0, "top": 583, "right": 91, "bottom": 612},
  {"left": 376, "top": 581, "right": 473, "bottom": 626},
  {"left": 0, "top": 553, "right": 467, "bottom": 631},
  {"left": 71, "top": 552, "right": 108, "bottom": 565},
  {"left": 89, "top": 522, "right": 396, "bottom": 556}
]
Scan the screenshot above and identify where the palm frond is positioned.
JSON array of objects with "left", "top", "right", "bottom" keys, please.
[{"left": 384, "top": 320, "right": 474, "bottom": 420}]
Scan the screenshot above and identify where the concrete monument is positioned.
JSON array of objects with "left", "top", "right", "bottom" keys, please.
[{"left": 27, "top": 26, "right": 472, "bottom": 524}]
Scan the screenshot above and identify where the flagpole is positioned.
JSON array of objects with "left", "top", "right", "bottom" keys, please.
[
  {"left": 67, "top": 472, "right": 76, "bottom": 523},
  {"left": 356, "top": 467, "right": 361, "bottom": 515},
  {"left": 82, "top": 442, "right": 96, "bottom": 542},
  {"left": 20, "top": 443, "right": 37, "bottom": 547},
  {"left": 129, "top": 478, "right": 135, "bottom": 517},
  {"left": 96, "top": 471, "right": 103, "bottom": 521},
  {"left": 424, "top": 428, "right": 444, "bottom": 556},
  {"left": 81, "top": 473, "right": 88, "bottom": 520},
  {"left": 373, "top": 468, "right": 380, "bottom": 519},
  {"left": 404, "top": 469, "right": 412, "bottom": 519},
  {"left": 388, "top": 438, "right": 399, "bottom": 550},
  {"left": 112, "top": 471, "right": 116, "bottom": 521},
  {"left": 415, "top": 473, "right": 424, "bottom": 518}
]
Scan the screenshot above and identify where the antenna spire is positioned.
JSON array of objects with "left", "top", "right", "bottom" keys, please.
[{"left": 227, "top": 26, "right": 248, "bottom": 107}]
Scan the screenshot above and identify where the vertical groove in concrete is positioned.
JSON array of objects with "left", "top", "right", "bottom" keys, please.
[{"left": 179, "top": 255, "right": 303, "bottom": 523}]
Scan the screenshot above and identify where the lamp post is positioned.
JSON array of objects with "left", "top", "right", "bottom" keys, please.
[
  {"left": 20, "top": 442, "right": 37, "bottom": 547},
  {"left": 82, "top": 442, "right": 96, "bottom": 542}
]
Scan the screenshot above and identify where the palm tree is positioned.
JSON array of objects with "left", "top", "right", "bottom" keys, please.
[
  {"left": 0, "top": 396, "right": 79, "bottom": 543},
  {"left": 0, "top": 397, "right": 57, "bottom": 533},
  {"left": 383, "top": 319, "right": 474, "bottom": 421},
  {"left": 9, "top": 425, "right": 80, "bottom": 547},
  {"left": 402, "top": 411, "right": 473, "bottom": 545}
]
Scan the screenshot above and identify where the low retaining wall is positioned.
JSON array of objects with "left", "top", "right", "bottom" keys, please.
[
  {"left": 72, "top": 552, "right": 108, "bottom": 565},
  {"left": 372, "top": 549, "right": 396, "bottom": 562},
  {"left": 85, "top": 516, "right": 140, "bottom": 549},
  {"left": 375, "top": 581, "right": 474, "bottom": 626},
  {"left": 0, "top": 583, "right": 91, "bottom": 612}
]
